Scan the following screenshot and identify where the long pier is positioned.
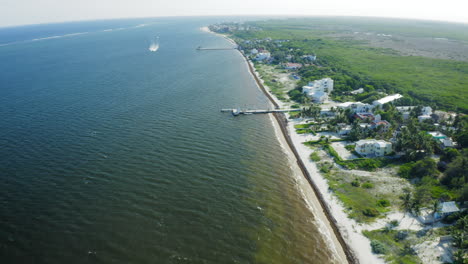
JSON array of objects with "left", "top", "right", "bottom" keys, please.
[
  {"left": 197, "top": 47, "right": 238, "bottom": 51},
  {"left": 221, "top": 108, "right": 301, "bottom": 115}
]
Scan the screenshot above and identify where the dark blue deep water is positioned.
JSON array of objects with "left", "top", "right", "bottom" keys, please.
[{"left": 0, "top": 18, "right": 334, "bottom": 263}]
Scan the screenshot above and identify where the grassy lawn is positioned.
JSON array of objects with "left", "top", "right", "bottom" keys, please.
[
  {"left": 363, "top": 229, "right": 422, "bottom": 264},
  {"left": 254, "top": 64, "right": 289, "bottom": 101},
  {"left": 323, "top": 170, "right": 392, "bottom": 223}
]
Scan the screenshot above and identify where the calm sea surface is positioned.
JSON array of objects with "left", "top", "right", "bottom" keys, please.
[{"left": 0, "top": 18, "right": 334, "bottom": 263}]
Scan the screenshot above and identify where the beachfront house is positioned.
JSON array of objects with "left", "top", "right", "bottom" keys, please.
[
  {"left": 337, "top": 102, "right": 373, "bottom": 113},
  {"left": 254, "top": 52, "right": 271, "bottom": 61},
  {"left": 355, "top": 139, "right": 392, "bottom": 157},
  {"left": 302, "top": 78, "right": 334, "bottom": 103}
]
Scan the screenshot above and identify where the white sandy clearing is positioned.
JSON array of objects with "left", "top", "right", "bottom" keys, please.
[{"left": 331, "top": 141, "right": 358, "bottom": 160}]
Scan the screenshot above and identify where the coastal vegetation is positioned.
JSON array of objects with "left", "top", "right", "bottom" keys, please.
[
  {"left": 230, "top": 19, "right": 468, "bottom": 113},
  {"left": 210, "top": 18, "right": 468, "bottom": 263}
]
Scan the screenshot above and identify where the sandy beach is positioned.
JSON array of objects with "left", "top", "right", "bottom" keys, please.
[{"left": 201, "top": 26, "right": 355, "bottom": 263}]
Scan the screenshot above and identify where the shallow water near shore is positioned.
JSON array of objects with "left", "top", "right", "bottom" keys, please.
[{"left": 0, "top": 17, "right": 336, "bottom": 263}]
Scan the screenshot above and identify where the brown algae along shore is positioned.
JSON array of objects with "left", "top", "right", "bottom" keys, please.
[{"left": 202, "top": 26, "right": 357, "bottom": 264}]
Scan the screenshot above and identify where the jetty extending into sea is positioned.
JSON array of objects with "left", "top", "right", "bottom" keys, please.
[{"left": 221, "top": 108, "right": 301, "bottom": 116}]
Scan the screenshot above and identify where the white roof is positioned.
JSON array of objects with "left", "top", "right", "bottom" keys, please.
[
  {"left": 373, "top": 94, "right": 403, "bottom": 105},
  {"left": 356, "top": 139, "right": 391, "bottom": 147},
  {"left": 440, "top": 202, "right": 459, "bottom": 214},
  {"left": 428, "top": 132, "right": 446, "bottom": 138}
]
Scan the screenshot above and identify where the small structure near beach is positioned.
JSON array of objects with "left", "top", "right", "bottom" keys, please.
[{"left": 435, "top": 201, "right": 460, "bottom": 220}]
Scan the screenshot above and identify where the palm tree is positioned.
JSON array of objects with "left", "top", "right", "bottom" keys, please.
[{"left": 400, "top": 189, "right": 413, "bottom": 219}]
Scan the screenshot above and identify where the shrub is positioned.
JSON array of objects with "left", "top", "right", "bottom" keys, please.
[
  {"left": 377, "top": 199, "right": 391, "bottom": 207},
  {"left": 362, "top": 182, "right": 374, "bottom": 189},
  {"left": 389, "top": 220, "right": 399, "bottom": 228},
  {"left": 310, "top": 152, "right": 321, "bottom": 162},
  {"left": 291, "top": 104, "right": 301, "bottom": 109},
  {"left": 394, "top": 230, "right": 408, "bottom": 241},
  {"left": 351, "top": 179, "right": 360, "bottom": 187},
  {"left": 345, "top": 144, "right": 355, "bottom": 151},
  {"left": 370, "top": 240, "right": 387, "bottom": 254},
  {"left": 363, "top": 208, "right": 380, "bottom": 217},
  {"left": 319, "top": 162, "right": 332, "bottom": 173}
]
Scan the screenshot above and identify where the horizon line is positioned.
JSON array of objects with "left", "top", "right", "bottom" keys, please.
[{"left": 1, "top": 14, "right": 467, "bottom": 30}]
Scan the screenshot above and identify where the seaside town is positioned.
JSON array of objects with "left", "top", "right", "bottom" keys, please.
[{"left": 209, "top": 23, "right": 467, "bottom": 264}]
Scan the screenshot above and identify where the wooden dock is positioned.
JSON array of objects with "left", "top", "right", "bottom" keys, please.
[
  {"left": 197, "top": 46, "right": 237, "bottom": 51},
  {"left": 221, "top": 108, "right": 301, "bottom": 116}
]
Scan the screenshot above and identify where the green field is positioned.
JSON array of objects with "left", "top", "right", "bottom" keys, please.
[{"left": 232, "top": 18, "right": 468, "bottom": 112}]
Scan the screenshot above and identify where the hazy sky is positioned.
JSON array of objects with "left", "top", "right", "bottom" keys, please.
[{"left": 1, "top": 0, "right": 467, "bottom": 27}]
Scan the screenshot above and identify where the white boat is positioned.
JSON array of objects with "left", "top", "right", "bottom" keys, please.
[
  {"left": 232, "top": 108, "right": 240, "bottom": 116},
  {"left": 149, "top": 36, "right": 159, "bottom": 52}
]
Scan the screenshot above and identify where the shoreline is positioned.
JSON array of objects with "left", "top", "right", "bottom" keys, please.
[
  {"left": 202, "top": 26, "right": 357, "bottom": 264},
  {"left": 243, "top": 58, "right": 358, "bottom": 264}
]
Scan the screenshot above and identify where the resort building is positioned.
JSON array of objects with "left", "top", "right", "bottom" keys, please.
[
  {"left": 302, "top": 78, "right": 334, "bottom": 103},
  {"left": 355, "top": 139, "right": 392, "bottom": 157}
]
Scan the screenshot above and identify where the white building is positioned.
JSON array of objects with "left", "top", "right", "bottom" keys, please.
[
  {"left": 337, "top": 123, "right": 352, "bottom": 135},
  {"left": 355, "top": 139, "right": 392, "bottom": 157},
  {"left": 350, "top": 88, "right": 364, "bottom": 95},
  {"left": 418, "top": 115, "right": 432, "bottom": 123},
  {"left": 396, "top": 106, "right": 415, "bottom": 120},
  {"left": 422, "top": 106, "right": 432, "bottom": 116},
  {"left": 254, "top": 52, "right": 271, "bottom": 61},
  {"left": 435, "top": 202, "right": 460, "bottom": 220},
  {"left": 372, "top": 94, "right": 403, "bottom": 107},
  {"left": 418, "top": 106, "right": 433, "bottom": 122},
  {"left": 302, "top": 54, "right": 317, "bottom": 61},
  {"left": 302, "top": 78, "right": 334, "bottom": 103},
  {"left": 250, "top": 48, "right": 258, "bottom": 55},
  {"left": 337, "top": 102, "right": 373, "bottom": 113}
]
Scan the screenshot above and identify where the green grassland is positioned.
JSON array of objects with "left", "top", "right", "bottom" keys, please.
[{"left": 232, "top": 18, "right": 468, "bottom": 112}]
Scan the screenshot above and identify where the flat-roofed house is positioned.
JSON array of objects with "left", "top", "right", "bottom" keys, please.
[{"left": 355, "top": 139, "right": 392, "bottom": 157}]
